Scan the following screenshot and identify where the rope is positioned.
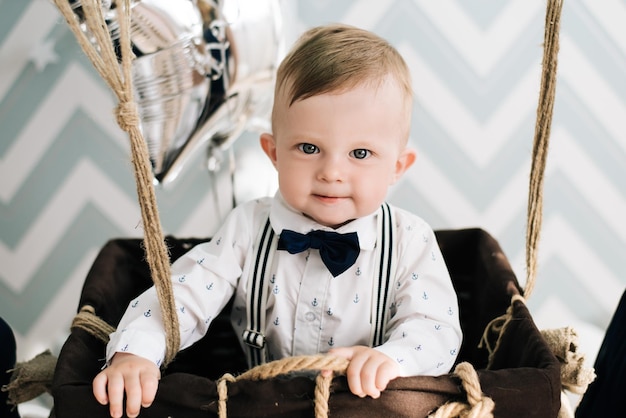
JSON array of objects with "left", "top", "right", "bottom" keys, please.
[
  {"left": 427, "top": 362, "right": 493, "bottom": 418},
  {"left": 431, "top": 1, "right": 563, "bottom": 415},
  {"left": 525, "top": 0, "right": 563, "bottom": 299},
  {"left": 478, "top": 294, "right": 526, "bottom": 369},
  {"left": 52, "top": 0, "right": 180, "bottom": 366},
  {"left": 216, "top": 355, "right": 492, "bottom": 418},
  {"left": 216, "top": 355, "right": 349, "bottom": 418},
  {"left": 70, "top": 305, "right": 115, "bottom": 344}
]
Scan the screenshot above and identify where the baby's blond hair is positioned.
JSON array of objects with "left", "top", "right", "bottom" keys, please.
[{"left": 273, "top": 24, "right": 412, "bottom": 118}]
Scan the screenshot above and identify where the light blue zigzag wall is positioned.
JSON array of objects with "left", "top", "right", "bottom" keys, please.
[{"left": 1, "top": 0, "right": 625, "bottom": 375}]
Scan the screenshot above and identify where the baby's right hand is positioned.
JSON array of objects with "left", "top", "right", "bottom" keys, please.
[{"left": 92, "top": 352, "right": 161, "bottom": 418}]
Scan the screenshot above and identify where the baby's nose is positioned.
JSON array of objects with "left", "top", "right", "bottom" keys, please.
[{"left": 318, "top": 156, "right": 345, "bottom": 182}]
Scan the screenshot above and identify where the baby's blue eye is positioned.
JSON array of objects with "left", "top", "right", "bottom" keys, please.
[
  {"left": 298, "top": 143, "right": 319, "bottom": 154},
  {"left": 350, "top": 149, "right": 371, "bottom": 159}
]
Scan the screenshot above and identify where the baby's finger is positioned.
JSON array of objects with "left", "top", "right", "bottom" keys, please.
[
  {"left": 357, "top": 358, "right": 383, "bottom": 399},
  {"left": 123, "top": 373, "right": 143, "bottom": 418},
  {"left": 105, "top": 373, "right": 126, "bottom": 418},
  {"left": 327, "top": 346, "right": 353, "bottom": 360},
  {"left": 140, "top": 370, "right": 159, "bottom": 408},
  {"left": 345, "top": 354, "right": 368, "bottom": 397},
  {"left": 92, "top": 372, "right": 109, "bottom": 405},
  {"left": 374, "top": 361, "right": 399, "bottom": 391}
]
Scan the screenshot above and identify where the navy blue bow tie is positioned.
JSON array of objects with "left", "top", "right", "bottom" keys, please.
[{"left": 277, "top": 229, "right": 360, "bottom": 277}]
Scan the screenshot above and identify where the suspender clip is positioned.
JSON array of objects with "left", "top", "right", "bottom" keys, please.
[{"left": 242, "top": 329, "right": 266, "bottom": 349}]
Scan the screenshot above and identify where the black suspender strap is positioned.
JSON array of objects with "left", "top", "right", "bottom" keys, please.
[
  {"left": 243, "top": 203, "right": 396, "bottom": 367},
  {"left": 242, "top": 218, "right": 277, "bottom": 367},
  {"left": 371, "top": 202, "right": 396, "bottom": 347}
]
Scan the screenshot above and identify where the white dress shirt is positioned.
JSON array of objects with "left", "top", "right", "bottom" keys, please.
[{"left": 107, "top": 193, "right": 462, "bottom": 376}]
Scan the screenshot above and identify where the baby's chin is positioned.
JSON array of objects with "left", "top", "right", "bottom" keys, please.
[{"left": 302, "top": 212, "right": 356, "bottom": 229}]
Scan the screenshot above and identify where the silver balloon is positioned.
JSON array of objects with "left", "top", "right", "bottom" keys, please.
[{"left": 71, "top": 0, "right": 284, "bottom": 186}]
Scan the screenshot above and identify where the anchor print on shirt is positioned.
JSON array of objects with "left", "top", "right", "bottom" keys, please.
[
  {"left": 326, "top": 307, "right": 333, "bottom": 316},
  {"left": 328, "top": 337, "right": 335, "bottom": 347},
  {"left": 273, "top": 285, "right": 280, "bottom": 295},
  {"left": 422, "top": 291, "right": 429, "bottom": 300},
  {"left": 178, "top": 275, "right": 186, "bottom": 283},
  {"left": 274, "top": 317, "right": 280, "bottom": 326},
  {"left": 197, "top": 257, "right": 205, "bottom": 265},
  {"left": 206, "top": 283, "right": 214, "bottom": 291},
  {"left": 448, "top": 307, "right": 454, "bottom": 316},
  {"left": 353, "top": 294, "right": 360, "bottom": 303},
  {"left": 411, "top": 272, "right": 419, "bottom": 281},
  {"left": 355, "top": 267, "right": 362, "bottom": 276},
  {"left": 311, "top": 298, "right": 319, "bottom": 307},
  {"left": 144, "top": 309, "right": 152, "bottom": 317},
  {"left": 131, "top": 300, "right": 139, "bottom": 308},
  {"left": 270, "top": 274, "right": 276, "bottom": 284}
]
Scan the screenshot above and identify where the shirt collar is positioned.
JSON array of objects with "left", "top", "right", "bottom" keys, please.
[{"left": 269, "top": 192, "right": 379, "bottom": 251}]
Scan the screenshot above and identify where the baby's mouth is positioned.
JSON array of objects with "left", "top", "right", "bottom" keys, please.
[{"left": 314, "top": 194, "right": 342, "bottom": 202}]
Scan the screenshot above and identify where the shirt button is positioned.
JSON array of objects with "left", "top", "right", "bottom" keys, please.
[{"left": 305, "top": 312, "right": 316, "bottom": 322}]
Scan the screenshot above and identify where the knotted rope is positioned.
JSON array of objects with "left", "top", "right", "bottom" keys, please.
[
  {"left": 52, "top": 0, "right": 180, "bottom": 366},
  {"left": 428, "top": 363, "right": 495, "bottom": 418},
  {"left": 217, "top": 355, "right": 348, "bottom": 418},
  {"left": 71, "top": 305, "right": 115, "bottom": 343},
  {"left": 216, "top": 356, "right": 492, "bottom": 418}
]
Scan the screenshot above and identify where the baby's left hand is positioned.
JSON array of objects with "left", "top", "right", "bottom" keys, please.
[{"left": 325, "top": 346, "right": 399, "bottom": 399}]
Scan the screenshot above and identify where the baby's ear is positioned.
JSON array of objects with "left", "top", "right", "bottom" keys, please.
[
  {"left": 392, "top": 147, "right": 417, "bottom": 183},
  {"left": 260, "top": 133, "right": 278, "bottom": 168}
]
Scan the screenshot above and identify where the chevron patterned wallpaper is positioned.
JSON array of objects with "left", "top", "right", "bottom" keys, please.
[{"left": 1, "top": 0, "right": 625, "bottom": 389}]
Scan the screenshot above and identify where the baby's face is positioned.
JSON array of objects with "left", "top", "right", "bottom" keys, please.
[{"left": 261, "top": 77, "right": 415, "bottom": 228}]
